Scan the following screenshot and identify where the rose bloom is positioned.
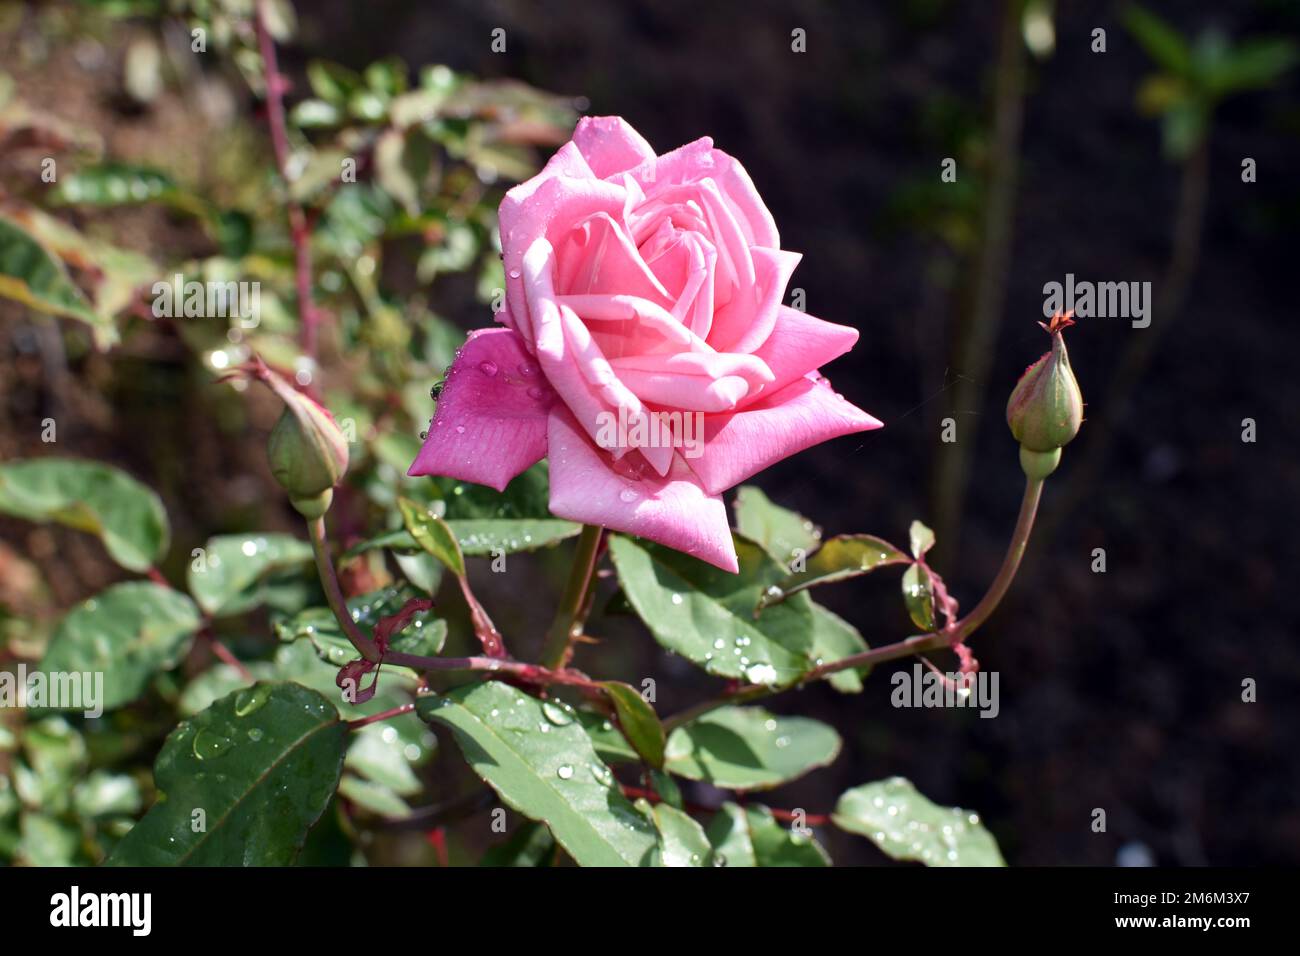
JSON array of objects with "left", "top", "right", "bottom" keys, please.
[{"left": 410, "top": 117, "right": 881, "bottom": 571}]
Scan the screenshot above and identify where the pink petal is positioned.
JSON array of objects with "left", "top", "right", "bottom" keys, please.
[
  {"left": 407, "top": 328, "right": 549, "bottom": 491},
  {"left": 630, "top": 138, "right": 779, "bottom": 249},
  {"left": 608, "top": 350, "right": 774, "bottom": 410},
  {"left": 571, "top": 116, "right": 657, "bottom": 179},
  {"left": 687, "top": 375, "right": 883, "bottom": 496},
  {"left": 547, "top": 409, "right": 738, "bottom": 572},
  {"left": 707, "top": 247, "right": 801, "bottom": 354},
  {"left": 554, "top": 212, "right": 672, "bottom": 305},
  {"left": 743, "top": 305, "right": 861, "bottom": 404},
  {"left": 523, "top": 240, "right": 675, "bottom": 479},
  {"left": 499, "top": 173, "right": 626, "bottom": 350}
]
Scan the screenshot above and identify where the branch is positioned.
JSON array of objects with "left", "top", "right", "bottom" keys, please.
[
  {"left": 664, "top": 474, "right": 1046, "bottom": 731},
  {"left": 307, "top": 515, "right": 381, "bottom": 661},
  {"left": 253, "top": 0, "right": 319, "bottom": 360}
]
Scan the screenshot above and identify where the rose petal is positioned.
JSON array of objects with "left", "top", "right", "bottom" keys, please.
[
  {"left": 743, "top": 305, "right": 861, "bottom": 403},
  {"left": 554, "top": 211, "right": 672, "bottom": 305},
  {"left": 630, "top": 137, "right": 779, "bottom": 248},
  {"left": 708, "top": 247, "right": 800, "bottom": 354},
  {"left": 500, "top": 173, "right": 626, "bottom": 349},
  {"left": 547, "top": 408, "right": 738, "bottom": 572},
  {"left": 571, "top": 116, "right": 657, "bottom": 180},
  {"left": 407, "top": 328, "right": 549, "bottom": 491},
  {"left": 687, "top": 375, "right": 883, "bottom": 495}
]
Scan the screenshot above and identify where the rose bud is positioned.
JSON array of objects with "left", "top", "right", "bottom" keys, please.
[
  {"left": 262, "top": 369, "right": 350, "bottom": 517},
  {"left": 1006, "top": 311, "right": 1083, "bottom": 479}
]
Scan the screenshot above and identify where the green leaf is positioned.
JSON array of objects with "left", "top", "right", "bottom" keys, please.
[
  {"left": 398, "top": 496, "right": 465, "bottom": 576},
  {"left": 425, "top": 461, "right": 554, "bottom": 520},
  {"left": 902, "top": 563, "right": 937, "bottom": 631},
  {"left": 651, "top": 803, "right": 713, "bottom": 867},
  {"left": 759, "top": 534, "right": 909, "bottom": 608},
  {"left": 345, "top": 723, "right": 423, "bottom": 796},
  {"left": 746, "top": 805, "right": 830, "bottom": 866},
  {"left": 187, "top": 533, "right": 314, "bottom": 616},
  {"left": 1203, "top": 38, "right": 1298, "bottom": 96},
  {"left": 808, "top": 604, "right": 871, "bottom": 693},
  {"left": 665, "top": 706, "right": 841, "bottom": 791},
  {"left": 609, "top": 534, "right": 818, "bottom": 686},
  {"left": 49, "top": 163, "right": 177, "bottom": 207},
  {"left": 1, "top": 206, "right": 156, "bottom": 348},
  {"left": 575, "top": 709, "right": 639, "bottom": 765},
  {"left": 418, "top": 683, "right": 658, "bottom": 866},
  {"left": 18, "top": 813, "right": 81, "bottom": 866},
  {"left": 705, "top": 802, "right": 757, "bottom": 867},
  {"left": 480, "top": 821, "right": 556, "bottom": 867},
  {"left": 0, "top": 216, "right": 98, "bottom": 327},
  {"left": 375, "top": 128, "right": 431, "bottom": 216},
  {"left": 348, "top": 518, "right": 581, "bottom": 557},
  {"left": 72, "top": 770, "right": 142, "bottom": 818},
  {"left": 600, "top": 681, "right": 665, "bottom": 768},
  {"left": 108, "top": 683, "right": 346, "bottom": 866},
  {"left": 444, "top": 519, "right": 580, "bottom": 556},
  {"left": 307, "top": 60, "right": 361, "bottom": 105},
  {"left": 0, "top": 458, "right": 169, "bottom": 572},
  {"left": 1123, "top": 4, "right": 1193, "bottom": 77},
  {"left": 908, "top": 520, "right": 935, "bottom": 559},
  {"left": 832, "top": 777, "right": 1005, "bottom": 867},
  {"left": 38, "top": 583, "right": 200, "bottom": 711},
  {"left": 290, "top": 98, "right": 342, "bottom": 128},
  {"left": 732, "top": 485, "right": 821, "bottom": 564}
]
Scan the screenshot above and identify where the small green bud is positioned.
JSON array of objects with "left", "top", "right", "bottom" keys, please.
[
  {"left": 260, "top": 365, "right": 349, "bottom": 516},
  {"left": 1007, "top": 311, "right": 1084, "bottom": 477}
]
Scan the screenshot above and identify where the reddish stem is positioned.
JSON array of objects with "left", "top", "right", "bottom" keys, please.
[
  {"left": 207, "top": 634, "right": 253, "bottom": 682},
  {"left": 347, "top": 702, "right": 416, "bottom": 730},
  {"left": 253, "top": 0, "right": 319, "bottom": 359}
]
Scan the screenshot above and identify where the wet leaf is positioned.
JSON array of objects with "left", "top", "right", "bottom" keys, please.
[
  {"left": 108, "top": 683, "right": 346, "bottom": 865},
  {"left": 0, "top": 458, "right": 168, "bottom": 572},
  {"left": 832, "top": 777, "right": 1005, "bottom": 867},
  {"left": 418, "top": 683, "right": 657, "bottom": 867}
]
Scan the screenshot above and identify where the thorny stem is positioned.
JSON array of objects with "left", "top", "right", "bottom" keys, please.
[
  {"left": 253, "top": 0, "right": 319, "bottom": 360},
  {"left": 664, "top": 474, "right": 1046, "bottom": 731},
  {"left": 539, "top": 524, "right": 604, "bottom": 670}
]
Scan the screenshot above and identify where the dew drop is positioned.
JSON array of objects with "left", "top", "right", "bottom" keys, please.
[
  {"left": 541, "top": 701, "right": 574, "bottom": 726},
  {"left": 671, "top": 593, "right": 683, "bottom": 605},
  {"left": 192, "top": 729, "right": 233, "bottom": 760},
  {"left": 618, "top": 488, "right": 638, "bottom": 503},
  {"left": 234, "top": 685, "right": 271, "bottom": 717},
  {"left": 557, "top": 765, "right": 574, "bottom": 780}
]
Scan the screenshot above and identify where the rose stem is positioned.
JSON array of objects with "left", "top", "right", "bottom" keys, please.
[
  {"left": 538, "top": 524, "right": 604, "bottom": 670},
  {"left": 306, "top": 514, "right": 382, "bottom": 661}
]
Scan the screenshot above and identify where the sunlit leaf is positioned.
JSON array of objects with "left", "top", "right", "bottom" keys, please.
[{"left": 832, "top": 777, "right": 1005, "bottom": 867}]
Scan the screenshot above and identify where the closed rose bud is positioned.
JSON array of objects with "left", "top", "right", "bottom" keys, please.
[
  {"left": 261, "top": 368, "right": 349, "bottom": 517},
  {"left": 1006, "top": 312, "right": 1083, "bottom": 478}
]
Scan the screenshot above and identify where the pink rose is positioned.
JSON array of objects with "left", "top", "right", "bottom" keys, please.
[{"left": 409, "top": 116, "right": 881, "bottom": 571}]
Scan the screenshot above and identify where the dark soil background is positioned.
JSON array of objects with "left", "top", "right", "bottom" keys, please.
[{"left": 4, "top": 0, "right": 1297, "bottom": 865}]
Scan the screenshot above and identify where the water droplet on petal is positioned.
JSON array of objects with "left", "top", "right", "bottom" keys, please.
[{"left": 478, "top": 360, "right": 499, "bottom": 377}]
